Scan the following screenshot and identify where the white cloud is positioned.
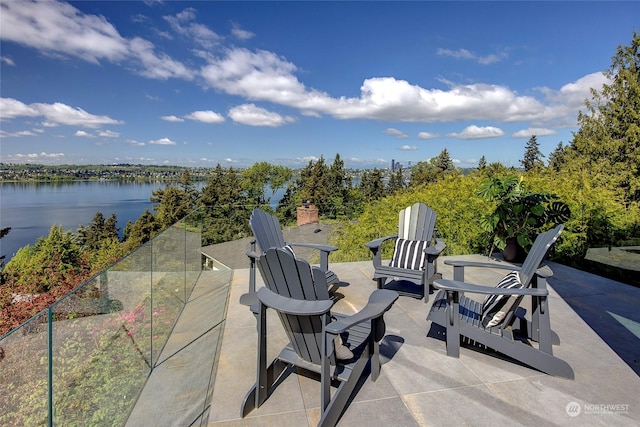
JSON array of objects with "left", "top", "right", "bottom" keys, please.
[
  {"left": 448, "top": 125, "right": 504, "bottom": 139},
  {"left": 34, "top": 101, "right": 122, "bottom": 128},
  {"left": 184, "top": 110, "right": 225, "bottom": 124},
  {"left": 0, "top": 0, "right": 193, "bottom": 80},
  {"left": 0, "top": 97, "right": 40, "bottom": 119},
  {"left": 164, "top": 8, "right": 222, "bottom": 49},
  {"left": 512, "top": 128, "right": 557, "bottom": 138},
  {"left": 536, "top": 72, "right": 609, "bottom": 125},
  {"left": 74, "top": 130, "right": 94, "bottom": 137},
  {"left": 400, "top": 145, "right": 418, "bottom": 151},
  {"left": 231, "top": 22, "right": 255, "bottom": 40},
  {"left": 228, "top": 103, "right": 295, "bottom": 127},
  {"left": 127, "top": 139, "right": 146, "bottom": 146},
  {"left": 1, "top": 98, "right": 122, "bottom": 128},
  {"left": 161, "top": 115, "right": 185, "bottom": 122},
  {"left": 129, "top": 37, "right": 194, "bottom": 80},
  {"left": 384, "top": 128, "right": 409, "bottom": 138},
  {"left": 7, "top": 152, "right": 65, "bottom": 160},
  {"left": 0, "top": 129, "right": 38, "bottom": 137},
  {"left": 0, "top": 0, "right": 129, "bottom": 63},
  {"left": 98, "top": 129, "right": 120, "bottom": 137},
  {"left": 1, "top": 56, "right": 15, "bottom": 66},
  {"left": 437, "top": 48, "right": 507, "bottom": 65},
  {"left": 201, "top": 48, "right": 316, "bottom": 106},
  {"left": 417, "top": 131, "right": 439, "bottom": 139},
  {"left": 148, "top": 137, "right": 177, "bottom": 145}
]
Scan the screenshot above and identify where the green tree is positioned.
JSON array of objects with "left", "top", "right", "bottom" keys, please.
[
  {"left": 326, "top": 154, "right": 351, "bottom": 218},
  {"left": 548, "top": 142, "right": 567, "bottom": 173},
  {"left": 200, "top": 165, "right": 251, "bottom": 244},
  {"left": 521, "top": 135, "right": 545, "bottom": 172},
  {"left": 359, "top": 168, "right": 386, "bottom": 202},
  {"left": 409, "top": 149, "right": 457, "bottom": 186},
  {"left": 179, "top": 169, "right": 199, "bottom": 206},
  {"left": 478, "top": 155, "right": 487, "bottom": 170},
  {"left": 241, "top": 162, "right": 292, "bottom": 208},
  {"left": 4, "top": 225, "right": 88, "bottom": 294},
  {"left": 78, "top": 212, "right": 119, "bottom": 252},
  {"left": 387, "top": 167, "right": 405, "bottom": 194},
  {"left": 568, "top": 31, "right": 640, "bottom": 205},
  {"left": 152, "top": 185, "right": 193, "bottom": 228},
  {"left": 123, "top": 210, "right": 161, "bottom": 250}
]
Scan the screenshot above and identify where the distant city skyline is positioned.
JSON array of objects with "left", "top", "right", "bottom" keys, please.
[{"left": 1, "top": 1, "right": 638, "bottom": 169}]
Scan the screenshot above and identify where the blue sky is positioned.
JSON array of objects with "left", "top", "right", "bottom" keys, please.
[{"left": 1, "top": 1, "right": 638, "bottom": 169}]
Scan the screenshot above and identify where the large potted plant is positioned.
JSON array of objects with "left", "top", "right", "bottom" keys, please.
[{"left": 477, "top": 175, "right": 570, "bottom": 261}]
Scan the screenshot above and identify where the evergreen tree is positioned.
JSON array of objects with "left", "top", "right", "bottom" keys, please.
[
  {"left": 434, "top": 148, "right": 455, "bottom": 172},
  {"left": 123, "top": 209, "right": 161, "bottom": 249},
  {"left": 568, "top": 32, "right": 640, "bottom": 204},
  {"left": 387, "top": 167, "right": 405, "bottom": 194},
  {"left": 359, "top": 168, "right": 386, "bottom": 202},
  {"left": 478, "top": 155, "right": 487, "bottom": 170},
  {"left": 326, "top": 154, "right": 349, "bottom": 218},
  {"left": 521, "top": 135, "right": 545, "bottom": 171},
  {"left": 199, "top": 165, "right": 250, "bottom": 244},
  {"left": 410, "top": 148, "right": 457, "bottom": 186},
  {"left": 548, "top": 142, "right": 567, "bottom": 172},
  {"left": 78, "top": 212, "right": 120, "bottom": 252}
]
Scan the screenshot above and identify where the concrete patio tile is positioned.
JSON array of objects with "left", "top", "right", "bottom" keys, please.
[
  {"left": 319, "top": 396, "right": 421, "bottom": 427},
  {"left": 403, "top": 384, "right": 550, "bottom": 426},
  {"left": 208, "top": 409, "right": 310, "bottom": 427},
  {"left": 484, "top": 368, "right": 638, "bottom": 426}
]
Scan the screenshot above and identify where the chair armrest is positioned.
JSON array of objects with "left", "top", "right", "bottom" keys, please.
[
  {"left": 287, "top": 242, "right": 338, "bottom": 253},
  {"left": 444, "top": 259, "right": 521, "bottom": 272},
  {"left": 325, "top": 289, "right": 398, "bottom": 334},
  {"left": 246, "top": 249, "right": 261, "bottom": 260},
  {"left": 257, "top": 287, "right": 333, "bottom": 315},
  {"left": 536, "top": 264, "right": 553, "bottom": 278},
  {"left": 424, "top": 238, "right": 446, "bottom": 256},
  {"left": 433, "top": 279, "right": 549, "bottom": 297},
  {"left": 365, "top": 235, "right": 397, "bottom": 250}
]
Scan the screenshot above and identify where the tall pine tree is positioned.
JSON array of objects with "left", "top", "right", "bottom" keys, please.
[
  {"left": 569, "top": 32, "right": 640, "bottom": 205},
  {"left": 521, "top": 135, "right": 545, "bottom": 171}
]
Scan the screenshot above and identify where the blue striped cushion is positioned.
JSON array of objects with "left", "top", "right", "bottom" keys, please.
[
  {"left": 480, "top": 271, "right": 523, "bottom": 328},
  {"left": 390, "top": 238, "right": 428, "bottom": 270}
]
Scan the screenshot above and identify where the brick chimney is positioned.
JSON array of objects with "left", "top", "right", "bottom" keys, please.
[{"left": 296, "top": 200, "right": 319, "bottom": 226}]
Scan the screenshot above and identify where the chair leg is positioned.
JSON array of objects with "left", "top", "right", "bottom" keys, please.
[
  {"left": 319, "top": 356, "right": 369, "bottom": 427},
  {"left": 445, "top": 291, "right": 461, "bottom": 357}
]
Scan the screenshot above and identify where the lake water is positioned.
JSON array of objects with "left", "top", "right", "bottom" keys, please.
[
  {"left": 0, "top": 181, "right": 286, "bottom": 263},
  {"left": 0, "top": 181, "right": 171, "bottom": 261}
]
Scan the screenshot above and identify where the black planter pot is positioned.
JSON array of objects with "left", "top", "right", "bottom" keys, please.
[{"left": 503, "top": 237, "right": 525, "bottom": 263}]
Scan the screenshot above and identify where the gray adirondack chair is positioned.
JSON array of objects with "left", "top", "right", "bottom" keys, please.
[
  {"left": 241, "top": 247, "right": 398, "bottom": 427},
  {"left": 242, "top": 208, "right": 342, "bottom": 306},
  {"left": 427, "top": 224, "right": 574, "bottom": 378},
  {"left": 365, "top": 203, "right": 446, "bottom": 302}
]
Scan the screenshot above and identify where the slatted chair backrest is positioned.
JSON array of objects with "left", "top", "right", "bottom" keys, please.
[
  {"left": 257, "top": 248, "right": 331, "bottom": 365},
  {"left": 398, "top": 203, "right": 437, "bottom": 241},
  {"left": 250, "top": 209, "right": 286, "bottom": 252},
  {"left": 518, "top": 224, "right": 564, "bottom": 286}
]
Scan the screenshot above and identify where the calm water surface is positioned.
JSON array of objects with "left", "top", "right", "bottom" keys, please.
[{"left": 0, "top": 181, "right": 170, "bottom": 261}]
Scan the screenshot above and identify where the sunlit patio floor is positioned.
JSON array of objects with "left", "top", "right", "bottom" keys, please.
[{"left": 203, "top": 255, "right": 639, "bottom": 427}]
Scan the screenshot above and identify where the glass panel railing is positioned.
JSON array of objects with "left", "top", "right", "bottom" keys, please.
[
  {"left": 49, "top": 270, "right": 150, "bottom": 426},
  {"left": 0, "top": 310, "right": 50, "bottom": 426},
  {"left": 0, "top": 207, "right": 208, "bottom": 426}
]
